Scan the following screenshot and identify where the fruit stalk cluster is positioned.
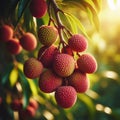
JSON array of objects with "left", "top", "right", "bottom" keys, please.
[{"left": 23, "top": 0, "right": 98, "bottom": 109}]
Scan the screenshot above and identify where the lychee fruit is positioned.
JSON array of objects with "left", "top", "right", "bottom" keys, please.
[
  {"left": 0, "top": 25, "right": 13, "bottom": 42},
  {"left": 68, "top": 34, "right": 88, "bottom": 52},
  {"left": 68, "top": 70, "right": 89, "bottom": 93},
  {"left": 29, "top": 0, "right": 47, "bottom": 18},
  {"left": 23, "top": 57, "right": 43, "bottom": 79},
  {"left": 62, "top": 45, "right": 73, "bottom": 56},
  {"left": 38, "top": 25, "right": 58, "bottom": 46},
  {"left": 20, "top": 32, "right": 37, "bottom": 51},
  {"left": 55, "top": 86, "right": 77, "bottom": 108},
  {"left": 6, "top": 38, "right": 22, "bottom": 55},
  {"left": 29, "top": 98, "right": 38, "bottom": 110},
  {"left": 10, "top": 99, "right": 23, "bottom": 111},
  {"left": 19, "top": 106, "right": 36, "bottom": 119},
  {"left": 77, "top": 54, "right": 97, "bottom": 73},
  {"left": 53, "top": 53, "right": 75, "bottom": 77},
  {"left": 38, "top": 45, "right": 58, "bottom": 68},
  {"left": 39, "top": 69, "right": 62, "bottom": 93}
]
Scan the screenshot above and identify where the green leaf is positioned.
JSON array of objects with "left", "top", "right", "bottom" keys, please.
[
  {"left": 18, "top": 69, "right": 32, "bottom": 108},
  {"left": 78, "top": 94, "right": 96, "bottom": 120},
  {"left": 15, "top": 0, "right": 30, "bottom": 27},
  {"left": 63, "top": 13, "right": 78, "bottom": 34},
  {"left": 65, "top": 13, "right": 90, "bottom": 40},
  {"left": 1, "top": 64, "right": 14, "bottom": 85},
  {"left": 9, "top": 67, "right": 18, "bottom": 87}
]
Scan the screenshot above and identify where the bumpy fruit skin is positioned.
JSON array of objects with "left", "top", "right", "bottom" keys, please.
[
  {"left": 10, "top": 99, "right": 23, "bottom": 111},
  {"left": 53, "top": 53, "right": 75, "bottom": 77},
  {"left": 68, "top": 70, "right": 89, "bottom": 93},
  {"left": 20, "top": 32, "right": 37, "bottom": 51},
  {"left": 38, "top": 25, "right": 58, "bottom": 46},
  {"left": 0, "top": 25, "right": 13, "bottom": 42},
  {"left": 38, "top": 45, "right": 58, "bottom": 68},
  {"left": 6, "top": 38, "right": 22, "bottom": 55},
  {"left": 24, "top": 58, "right": 43, "bottom": 79},
  {"left": 68, "top": 34, "right": 88, "bottom": 52},
  {"left": 77, "top": 54, "right": 97, "bottom": 73},
  {"left": 39, "top": 69, "right": 62, "bottom": 93},
  {"left": 55, "top": 86, "right": 77, "bottom": 108},
  {"left": 29, "top": 0, "right": 47, "bottom": 18}
]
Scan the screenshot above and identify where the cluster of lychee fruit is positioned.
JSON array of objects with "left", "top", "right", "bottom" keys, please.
[
  {"left": 0, "top": 24, "right": 37, "bottom": 55},
  {"left": 10, "top": 97, "right": 38, "bottom": 119},
  {"left": 23, "top": 25, "right": 97, "bottom": 109}
]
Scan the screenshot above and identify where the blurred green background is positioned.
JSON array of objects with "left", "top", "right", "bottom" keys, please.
[{"left": 0, "top": 0, "right": 120, "bottom": 120}]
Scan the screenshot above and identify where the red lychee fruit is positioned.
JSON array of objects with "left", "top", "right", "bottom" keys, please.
[
  {"left": 6, "top": 38, "right": 22, "bottom": 55},
  {"left": 29, "top": 0, "right": 47, "bottom": 18},
  {"left": 24, "top": 57, "right": 43, "bottom": 79},
  {"left": 68, "top": 70, "right": 89, "bottom": 93},
  {"left": 77, "top": 54, "right": 97, "bottom": 73},
  {"left": 10, "top": 99, "right": 23, "bottom": 111},
  {"left": 38, "top": 45, "right": 58, "bottom": 68},
  {"left": 39, "top": 69, "right": 62, "bottom": 93},
  {"left": 62, "top": 45, "right": 73, "bottom": 56},
  {"left": 19, "top": 106, "right": 36, "bottom": 119},
  {"left": 20, "top": 32, "right": 37, "bottom": 51},
  {"left": 29, "top": 98, "right": 38, "bottom": 110},
  {"left": 53, "top": 53, "right": 75, "bottom": 77},
  {"left": 0, "top": 25, "right": 13, "bottom": 42},
  {"left": 55, "top": 86, "right": 77, "bottom": 108},
  {"left": 38, "top": 25, "right": 58, "bottom": 46},
  {"left": 68, "top": 34, "right": 88, "bottom": 52}
]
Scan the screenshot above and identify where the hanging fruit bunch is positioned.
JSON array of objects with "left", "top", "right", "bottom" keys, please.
[{"left": 22, "top": 0, "right": 98, "bottom": 109}]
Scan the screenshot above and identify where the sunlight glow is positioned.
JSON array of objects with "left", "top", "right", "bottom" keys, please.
[
  {"left": 43, "top": 111, "right": 54, "bottom": 120},
  {"left": 107, "top": 0, "right": 120, "bottom": 10},
  {"left": 104, "top": 107, "right": 112, "bottom": 114},
  {"left": 103, "top": 71, "right": 118, "bottom": 80}
]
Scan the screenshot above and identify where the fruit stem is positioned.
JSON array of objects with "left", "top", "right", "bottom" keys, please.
[{"left": 50, "top": 0, "right": 66, "bottom": 47}]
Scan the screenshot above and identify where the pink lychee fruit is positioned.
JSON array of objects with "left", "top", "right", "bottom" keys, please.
[
  {"left": 23, "top": 57, "right": 43, "bottom": 79},
  {"left": 55, "top": 86, "right": 77, "bottom": 108},
  {"left": 53, "top": 53, "right": 75, "bottom": 77},
  {"left": 77, "top": 53, "right": 97, "bottom": 73},
  {"left": 0, "top": 25, "right": 13, "bottom": 42},
  {"left": 68, "top": 70, "right": 90, "bottom": 93},
  {"left": 68, "top": 34, "right": 88, "bottom": 52},
  {"left": 38, "top": 45, "right": 58, "bottom": 68},
  {"left": 39, "top": 69, "right": 62, "bottom": 93},
  {"left": 6, "top": 38, "right": 22, "bottom": 55},
  {"left": 20, "top": 32, "right": 37, "bottom": 51},
  {"left": 29, "top": 0, "right": 47, "bottom": 18}
]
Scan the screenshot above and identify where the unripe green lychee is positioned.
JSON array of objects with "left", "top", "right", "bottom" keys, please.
[
  {"left": 6, "top": 38, "right": 22, "bottom": 55},
  {"left": 38, "top": 45, "right": 58, "bottom": 68},
  {"left": 39, "top": 69, "right": 62, "bottom": 93},
  {"left": 68, "top": 70, "right": 89, "bottom": 93},
  {"left": 20, "top": 32, "right": 37, "bottom": 51},
  {"left": 77, "top": 54, "right": 97, "bottom": 73},
  {"left": 55, "top": 86, "right": 77, "bottom": 108},
  {"left": 0, "top": 25, "right": 13, "bottom": 42},
  {"left": 29, "top": 0, "right": 47, "bottom": 18},
  {"left": 53, "top": 53, "right": 75, "bottom": 77},
  {"left": 68, "top": 34, "right": 88, "bottom": 52},
  {"left": 24, "top": 58, "right": 43, "bottom": 79},
  {"left": 38, "top": 25, "right": 58, "bottom": 46}
]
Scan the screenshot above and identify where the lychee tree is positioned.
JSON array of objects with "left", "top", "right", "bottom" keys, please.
[{"left": 0, "top": 0, "right": 101, "bottom": 120}]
